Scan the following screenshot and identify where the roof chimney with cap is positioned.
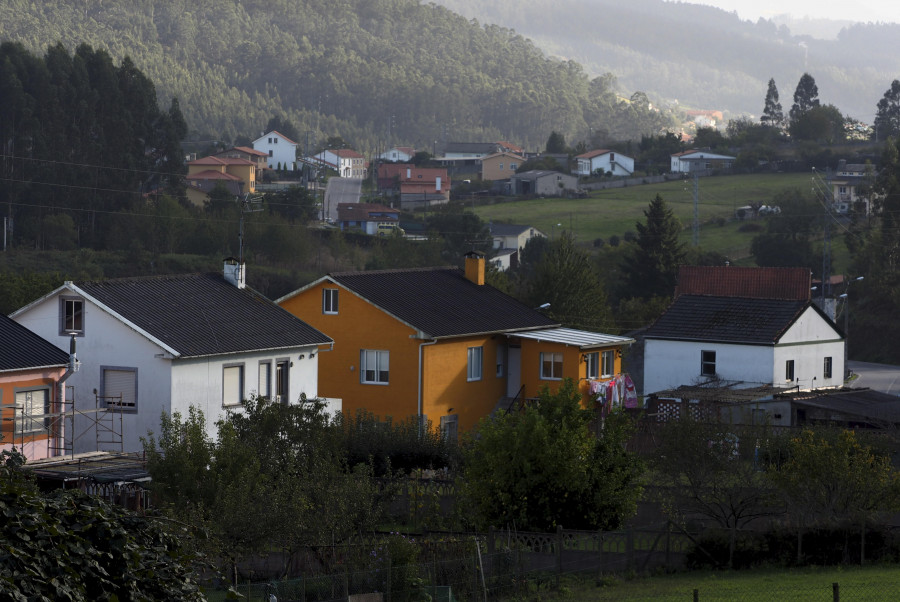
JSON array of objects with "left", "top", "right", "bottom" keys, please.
[
  {"left": 223, "top": 256, "right": 246, "bottom": 289},
  {"left": 464, "top": 251, "right": 485, "bottom": 285}
]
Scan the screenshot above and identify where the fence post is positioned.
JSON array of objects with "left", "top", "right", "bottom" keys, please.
[
  {"left": 556, "top": 525, "right": 563, "bottom": 589},
  {"left": 833, "top": 582, "right": 839, "bottom": 602},
  {"left": 626, "top": 526, "right": 635, "bottom": 573}
]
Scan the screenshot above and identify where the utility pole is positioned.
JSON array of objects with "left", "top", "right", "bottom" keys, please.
[{"left": 692, "top": 172, "right": 699, "bottom": 246}]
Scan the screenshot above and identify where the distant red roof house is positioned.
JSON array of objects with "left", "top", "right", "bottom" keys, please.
[
  {"left": 185, "top": 155, "right": 257, "bottom": 205},
  {"left": 675, "top": 265, "right": 811, "bottom": 301},
  {"left": 378, "top": 164, "right": 450, "bottom": 207}
]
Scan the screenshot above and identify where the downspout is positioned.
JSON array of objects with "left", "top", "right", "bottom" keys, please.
[
  {"left": 56, "top": 335, "right": 80, "bottom": 458},
  {"left": 417, "top": 337, "right": 438, "bottom": 434}
]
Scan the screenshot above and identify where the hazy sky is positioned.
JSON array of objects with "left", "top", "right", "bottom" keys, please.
[{"left": 691, "top": 0, "right": 898, "bottom": 24}]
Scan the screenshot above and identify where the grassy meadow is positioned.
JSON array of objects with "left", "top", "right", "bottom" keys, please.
[{"left": 473, "top": 172, "right": 830, "bottom": 265}]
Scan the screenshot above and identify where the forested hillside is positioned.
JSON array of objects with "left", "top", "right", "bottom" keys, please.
[
  {"left": 0, "top": 0, "right": 677, "bottom": 152},
  {"left": 433, "top": 0, "right": 900, "bottom": 122}
]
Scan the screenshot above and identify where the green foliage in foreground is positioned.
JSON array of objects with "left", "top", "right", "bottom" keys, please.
[
  {"left": 0, "top": 449, "right": 205, "bottom": 601},
  {"left": 458, "top": 378, "right": 644, "bottom": 532}
]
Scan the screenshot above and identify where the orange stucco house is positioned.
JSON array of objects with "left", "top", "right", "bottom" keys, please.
[
  {"left": 277, "top": 254, "right": 634, "bottom": 436},
  {"left": 1, "top": 314, "right": 74, "bottom": 460}
]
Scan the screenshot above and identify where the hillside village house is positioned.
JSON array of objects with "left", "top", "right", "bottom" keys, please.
[
  {"left": 336, "top": 202, "right": 401, "bottom": 235},
  {"left": 670, "top": 150, "right": 736, "bottom": 173},
  {"left": 826, "top": 160, "right": 876, "bottom": 215},
  {"left": 510, "top": 170, "right": 579, "bottom": 196},
  {"left": 480, "top": 151, "right": 525, "bottom": 181},
  {"left": 12, "top": 260, "right": 332, "bottom": 454},
  {"left": 277, "top": 253, "right": 633, "bottom": 437},
  {"left": 253, "top": 130, "right": 299, "bottom": 171},
  {"left": 643, "top": 266, "right": 844, "bottom": 396},
  {"left": 1, "top": 314, "right": 73, "bottom": 461},
  {"left": 574, "top": 149, "right": 634, "bottom": 177},
  {"left": 489, "top": 223, "right": 545, "bottom": 271},
  {"left": 377, "top": 164, "right": 450, "bottom": 208},
  {"left": 214, "top": 146, "right": 269, "bottom": 174},
  {"left": 185, "top": 155, "right": 256, "bottom": 206},
  {"left": 378, "top": 146, "right": 415, "bottom": 163},
  {"left": 311, "top": 149, "right": 367, "bottom": 178}
]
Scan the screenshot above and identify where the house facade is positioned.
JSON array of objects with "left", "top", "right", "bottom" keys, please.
[
  {"left": 827, "top": 160, "right": 875, "bottom": 215},
  {"left": 377, "top": 164, "right": 450, "bottom": 208},
  {"left": 510, "top": 170, "right": 579, "bottom": 196},
  {"left": 12, "top": 262, "right": 332, "bottom": 453},
  {"left": 185, "top": 155, "right": 257, "bottom": 206},
  {"left": 481, "top": 151, "right": 524, "bottom": 181},
  {"left": 670, "top": 150, "right": 736, "bottom": 173},
  {"left": 1, "top": 314, "right": 72, "bottom": 460},
  {"left": 252, "top": 130, "right": 299, "bottom": 171},
  {"left": 643, "top": 266, "right": 844, "bottom": 396},
  {"left": 277, "top": 254, "right": 633, "bottom": 435},
  {"left": 215, "top": 146, "right": 270, "bottom": 173},
  {"left": 312, "top": 149, "right": 367, "bottom": 178},
  {"left": 574, "top": 149, "right": 634, "bottom": 177},
  {"left": 378, "top": 147, "right": 415, "bottom": 163},
  {"left": 336, "top": 202, "right": 402, "bottom": 235}
]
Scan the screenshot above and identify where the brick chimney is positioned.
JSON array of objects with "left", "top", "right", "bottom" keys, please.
[{"left": 464, "top": 251, "right": 485, "bottom": 285}]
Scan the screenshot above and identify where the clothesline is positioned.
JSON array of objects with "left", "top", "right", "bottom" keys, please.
[{"left": 588, "top": 373, "right": 638, "bottom": 409}]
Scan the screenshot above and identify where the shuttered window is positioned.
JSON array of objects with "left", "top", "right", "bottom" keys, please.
[
  {"left": 103, "top": 368, "right": 137, "bottom": 410},
  {"left": 223, "top": 364, "right": 244, "bottom": 407}
]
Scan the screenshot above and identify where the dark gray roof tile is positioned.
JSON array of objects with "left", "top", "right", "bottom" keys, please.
[{"left": 1, "top": 314, "right": 69, "bottom": 372}]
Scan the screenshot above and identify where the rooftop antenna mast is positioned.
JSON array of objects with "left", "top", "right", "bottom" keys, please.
[
  {"left": 811, "top": 168, "right": 833, "bottom": 308},
  {"left": 238, "top": 193, "right": 264, "bottom": 265}
]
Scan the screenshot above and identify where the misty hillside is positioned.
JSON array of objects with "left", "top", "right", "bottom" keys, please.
[{"left": 433, "top": 0, "right": 900, "bottom": 122}]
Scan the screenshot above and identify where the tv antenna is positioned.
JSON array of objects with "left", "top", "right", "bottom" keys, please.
[{"left": 238, "top": 193, "right": 264, "bottom": 264}]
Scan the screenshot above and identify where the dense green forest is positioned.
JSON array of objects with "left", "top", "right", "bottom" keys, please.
[
  {"left": 434, "top": 0, "right": 900, "bottom": 122},
  {"left": 0, "top": 0, "right": 677, "bottom": 152}
]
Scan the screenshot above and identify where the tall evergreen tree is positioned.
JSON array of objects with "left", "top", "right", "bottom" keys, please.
[
  {"left": 761, "top": 78, "right": 784, "bottom": 128},
  {"left": 623, "top": 194, "right": 686, "bottom": 299},
  {"left": 874, "top": 79, "right": 900, "bottom": 141},
  {"left": 789, "top": 72, "right": 820, "bottom": 126}
]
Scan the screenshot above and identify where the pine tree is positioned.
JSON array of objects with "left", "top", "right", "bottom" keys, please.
[
  {"left": 789, "top": 72, "right": 820, "bottom": 126},
  {"left": 874, "top": 79, "right": 900, "bottom": 141},
  {"left": 761, "top": 78, "right": 783, "bottom": 128},
  {"left": 623, "top": 194, "right": 686, "bottom": 299}
]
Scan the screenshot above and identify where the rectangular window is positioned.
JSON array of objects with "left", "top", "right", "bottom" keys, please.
[
  {"left": 467, "top": 346, "right": 483, "bottom": 381},
  {"left": 275, "top": 359, "right": 289, "bottom": 404},
  {"left": 258, "top": 361, "right": 271, "bottom": 398},
  {"left": 102, "top": 367, "right": 138, "bottom": 411},
  {"left": 268, "top": 149, "right": 273, "bottom": 157},
  {"left": 322, "top": 288, "right": 339, "bottom": 314},
  {"left": 610, "top": 153, "right": 615, "bottom": 161},
  {"left": 60, "top": 296, "right": 85, "bottom": 335},
  {"left": 14, "top": 389, "right": 50, "bottom": 434},
  {"left": 540, "top": 352, "right": 563, "bottom": 380},
  {"left": 222, "top": 364, "right": 244, "bottom": 407},
  {"left": 361, "top": 350, "right": 389, "bottom": 385},
  {"left": 585, "top": 352, "right": 599, "bottom": 379},
  {"left": 824, "top": 356, "right": 833, "bottom": 379},
  {"left": 499, "top": 162, "right": 504, "bottom": 170},
  {"left": 701, "top": 350, "right": 716, "bottom": 376},
  {"left": 785, "top": 360, "right": 795, "bottom": 382},
  {"left": 510, "top": 163, "right": 517, "bottom": 170},
  {"left": 602, "top": 350, "right": 615, "bottom": 378}
]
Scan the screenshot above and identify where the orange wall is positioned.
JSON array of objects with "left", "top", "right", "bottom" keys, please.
[
  {"left": 280, "top": 282, "right": 421, "bottom": 420},
  {"left": 516, "top": 339, "right": 625, "bottom": 408},
  {"left": 422, "top": 335, "right": 507, "bottom": 431},
  {"left": 0, "top": 368, "right": 64, "bottom": 453}
]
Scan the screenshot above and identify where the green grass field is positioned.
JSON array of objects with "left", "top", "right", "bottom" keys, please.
[
  {"left": 473, "top": 173, "right": 826, "bottom": 263},
  {"left": 568, "top": 565, "right": 900, "bottom": 601}
]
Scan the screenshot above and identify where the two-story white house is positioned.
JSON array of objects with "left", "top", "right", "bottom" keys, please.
[
  {"left": 378, "top": 146, "right": 415, "bottom": 163},
  {"left": 643, "top": 266, "right": 844, "bottom": 396},
  {"left": 574, "top": 149, "right": 634, "bottom": 177},
  {"left": 252, "top": 130, "right": 299, "bottom": 171},
  {"left": 311, "top": 149, "right": 367, "bottom": 178},
  {"left": 12, "top": 260, "right": 333, "bottom": 453}
]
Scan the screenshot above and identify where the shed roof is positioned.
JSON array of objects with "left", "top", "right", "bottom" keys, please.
[
  {"left": 513, "top": 327, "right": 635, "bottom": 350},
  {"left": 0, "top": 313, "right": 69, "bottom": 373}
]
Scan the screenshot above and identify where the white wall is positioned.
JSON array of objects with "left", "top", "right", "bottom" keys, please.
[
  {"left": 253, "top": 132, "right": 297, "bottom": 171},
  {"left": 171, "top": 345, "right": 321, "bottom": 442},
  {"left": 14, "top": 292, "right": 174, "bottom": 454},
  {"left": 643, "top": 339, "right": 774, "bottom": 395}
]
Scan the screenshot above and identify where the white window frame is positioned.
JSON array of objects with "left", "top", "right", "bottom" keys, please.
[
  {"left": 59, "top": 296, "right": 85, "bottom": 336},
  {"left": 540, "top": 352, "right": 563, "bottom": 380},
  {"left": 222, "top": 363, "right": 244, "bottom": 407},
  {"left": 601, "top": 350, "right": 615, "bottom": 378},
  {"left": 824, "top": 356, "right": 833, "bottom": 379},
  {"left": 361, "top": 350, "right": 390, "bottom": 385},
  {"left": 322, "top": 288, "right": 339, "bottom": 314},
  {"left": 785, "top": 359, "right": 795, "bottom": 382},
  {"left": 13, "top": 387, "right": 51, "bottom": 434},
  {"left": 275, "top": 359, "right": 290, "bottom": 404},
  {"left": 585, "top": 352, "right": 599, "bottom": 380},
  {"left": 101, "top": 366, "right": 138, "bottom": 412},
  {"left": 467, "top": 346, "right": 483, "bottom": 381}
]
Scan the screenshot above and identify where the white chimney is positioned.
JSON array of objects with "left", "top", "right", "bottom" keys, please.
[
  {"left": 223, "top": 257, "right": 246, "bottom": 289},
  {"left": 435, "top": 176, "right": 442, "bottom": 191}
]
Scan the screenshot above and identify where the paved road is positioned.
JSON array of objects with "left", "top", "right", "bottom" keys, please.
[
  {"left": 322, "top": 177, "right": 362, "bottom": 222},
  {"left": 848, "top": 360, "right": 900, "bottom": 395}
]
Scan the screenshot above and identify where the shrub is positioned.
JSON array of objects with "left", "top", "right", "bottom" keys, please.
[{"left": 738, "top": 223, "right": 764, "bottom": 233}]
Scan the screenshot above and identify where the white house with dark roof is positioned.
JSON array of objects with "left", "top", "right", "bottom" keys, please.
[
  {"left": 12, "top": 261, "right": 333, "bottom": 453},
  {"left": 574, "top": 149, "right": 634, "bottom": 176},
  {"left": 643, "top": 266, "right": 844, "bottom": 396},
  {"left": 670, "top": 150, "right": 736, "bottom": 173},
  {"left": 253, "top": 130, "right": 299, "bottom": 171}
]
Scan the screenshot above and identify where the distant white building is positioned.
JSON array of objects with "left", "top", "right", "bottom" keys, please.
[
  {"left": 311, "top": 149, "right": 367, "bottom": 178},
  {"left": 378, "top": 146, "right": 415, "bottom": 163},
  {"left": 670, "top": 150, "right": 735, "bottom": 173},
  {"left": 253, "top": 130, "right": 299, "bottom": 171},
  {"left": 574, "top": 149, "right": 634, "bottom": 176}
]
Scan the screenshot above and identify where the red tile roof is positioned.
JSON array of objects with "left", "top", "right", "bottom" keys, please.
[
  {"left": 675, "top": 266, "right": 811, "bottom": 301},
  {"left": 270, "top": 130, "right": 298, "bottom": 145},
  {"left": 231, "top": 146, "right": 268, "bottom": 157},
  {"left": 189, "top": 156, "right": 254, "bottom": 166},
  {"left": 575, "top": 149, "right": 613, "bottom": 159},
  {"left": 331, "top": 148, "right": 365, "bottom": 159}
]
